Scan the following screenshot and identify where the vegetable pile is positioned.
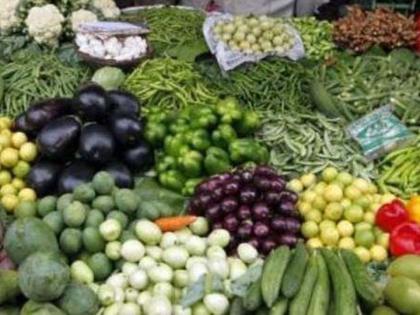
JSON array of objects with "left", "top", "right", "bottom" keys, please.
[
  {"left": 146, "top": 97, "right": 268, "bottom": 194},
  {"left": 0, "top": 51, "right": 91, "bottom": 117},
  {"left": 333, "top": 5, "right": 417, "bottom": 52},
  {"left": 189, "top": 166, "right": 301, "bottom": 255},
  {"left": 291, "top": 167, "right": 391, "bottom": 263},
  {"left": 240, "top": 245, "right": 383, "bottom": 314},
  {"left": 0, "top": 117, "right": 37, "bottom": 213},
  {"left": 121, "top": 6, "right": 207, "bottom": 60},
  {"left": 124, "top": 58, "right": 217, "bottom": 113},
  {"left": 212, "top": 16, "right": 295, "bottom": 55},
  {"left": 15, "top": 86, "right": 153, "bottom": 195}
]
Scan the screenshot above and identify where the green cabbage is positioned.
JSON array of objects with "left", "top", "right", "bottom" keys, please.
[{"left": 91, "top": 67, "right": 126, "bottom": 91}]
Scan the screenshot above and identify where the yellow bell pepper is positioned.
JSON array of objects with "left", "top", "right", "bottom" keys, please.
[{"left": 407, "top": 196, "right": 420, "bottom": 223}]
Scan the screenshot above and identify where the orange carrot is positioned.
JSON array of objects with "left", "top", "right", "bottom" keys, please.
[{"left": 154, "top": 216, "right": 197, "bottom": 232}]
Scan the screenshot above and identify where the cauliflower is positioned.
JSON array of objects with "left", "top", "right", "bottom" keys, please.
[
  {"left": 0, "top": 0, "right": 21, "bottom": 34},
  {"left": 25, "top": 4, "right": 65, "bottom": 47},
  {"left": 70, "top": 9, "right": 97, "bottom": 32},
  {"left": 92, "top": 0, "right": 120, "bottom": 19}
]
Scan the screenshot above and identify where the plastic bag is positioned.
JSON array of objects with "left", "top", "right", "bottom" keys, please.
[
  {"left": 347, "top": 105, "right": 415, "bottom": 160},
  {"left": 203, "top": 12, "right": 305, "bottom": 71}
]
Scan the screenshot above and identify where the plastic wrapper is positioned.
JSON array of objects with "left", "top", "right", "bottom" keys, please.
[
  {"left": 347, "top": 105, "right": 415, "bottom": 160},
  {"left": 203, "top": 13, "right": 305, "bottom": 71}
]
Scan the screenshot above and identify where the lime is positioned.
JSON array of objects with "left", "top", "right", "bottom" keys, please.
[
  {"left": 324, "top": 184, "right": 343, "bottom": 202},
  {"left": 18, "top": 188, "right": 36, "bottom": 202},
  {"left": 19, "top": 142, "right": 37, "bottom": 162},
  {"left": 324, "top": 202, "right": 343, "bottom": 221},
  {"left": 15, "top": 201, "right": 37, "bottom": 218},
  {"left": 13, "top": 161, "right": 31, "bottom": 178},
  {"left": 322, "top": 167, "right": 338, "bottom": 182},
  {"left": 11, "top": 132, "right": 27, "bottom": 149},
  {"left": 354, "top": 229, "right": 375, "bottom": 248},
  {"left": 301, "top": 221, "right": 319, "bottom": 238}
]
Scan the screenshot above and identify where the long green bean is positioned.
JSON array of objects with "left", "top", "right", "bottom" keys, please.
[{"left": 0, "top": 52, "right": 90, "bottom": 117}]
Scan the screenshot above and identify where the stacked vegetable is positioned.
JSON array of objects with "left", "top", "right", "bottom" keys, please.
[
  {"left": 290, "top": 167, "right": 391, "bottom": 263},
  {"left": 212, "top": 15, "right": 295, "bottom": 55},
  {"left": 94, "top": 219, "right": 261, "bottom": 315},
  {"left": 15, "top": 85, "right": 153, "bottom": 195},
  {"left": 0, "top": 117, "right": 37, "bottom": 213},
  {"left": 124, "top": 58, "right": 217, "bottom": 114},
  {"left": 146, "top": 97, "right": 268, "bottom": 195},
  {"left": 240, "top": 245, "right": 383, "bottom": 314},
  {"left": 189, "top": 166, "right": 301, "bottom": 254}
]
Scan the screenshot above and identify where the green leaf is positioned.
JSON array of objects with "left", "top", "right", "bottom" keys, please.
[
  {"left": 181, "top": 274, "right": 224, "bottom": 308},
  {"left": 230, "top": 263, "right": 263, "bottom": 297},
  {"left": 165, "top": 40, "right": 209, "bottom": 62}
]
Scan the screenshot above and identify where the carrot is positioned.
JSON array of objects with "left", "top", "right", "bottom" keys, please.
[{"left": 154, "top": 215, "right": 197, "bottom": 232}]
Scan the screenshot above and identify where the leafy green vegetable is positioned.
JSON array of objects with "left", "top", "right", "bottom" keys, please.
[{"left": 92, "top": 67, "right": 126, "bottom": 91}]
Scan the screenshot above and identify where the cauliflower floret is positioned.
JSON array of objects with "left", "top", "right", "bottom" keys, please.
[
  {"left": 0, "top": 0, "right": 21, "bottom": 34},
  {"left": 24, "top": 4, "right": 64, "bottom": 47},
  {"left": 92, "top": 0, "right": 120, "bottom": 19},
  {"left": 70, "top": 9, "right": 98, "bottom": 32},
  {"left": 104, "top": 36, "right": 122, "bottom": 58}
]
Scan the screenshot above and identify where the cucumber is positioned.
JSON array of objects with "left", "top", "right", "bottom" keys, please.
[
  {"left": 309, "top": 81, "right": 341, "bottom": 118},
  {"left": 270, "top": 297, "right": 288, "bottom": 315},
  {"left": 341, "top": 250, "right": 383, "bottom": 307},
  {"left": 261, "top": 246, "right": 290, "bottom": 307},
  {"left": 321, "top": 249, "right": 357, "bottom": 315},
  {"left": 281, "top": 242, "right": 309, "bottom": 298},
  {"left": 243, "top": 278, "right": 262, "bottom": 311},
  {"left": 230, "top": 297, "right": 246, "bottom": 315},
  {"left": 289, "top": 254, "right": 318, "bottom": 315},
  {"left": 308, "top": 252, "right": 330, "bottom": 315}
]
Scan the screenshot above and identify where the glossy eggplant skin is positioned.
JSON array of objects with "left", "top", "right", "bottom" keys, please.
[
  {"left": 58, "top": 160, "right": 96, "bottom": 194},
  {"left": 108, "top": 90, "right": 140, "bottom": 117},
  {"left": 37, "top": 115, "right": 81, "bottom": 160},
  {"left": 75, "top": 84, "right": 110, "bottom": 122},
  {"left": 27, "top": 160, "right": 62, "bottom": 196},
  {"left": 110, "top": 114, "right": 143, "bottom": 147},
  {"left": 13, "top": 113, "right": 37, "bottom": 138},
  {"left": 79, "top": 123, "right": 115, "bottom": 164},
  {"left": 26, "top": 98, "right": 74, "bottom": 131},
  {"left": 102, "top": 161, "right": 133, "bottom": 188},
  {"left": 123, "top": 140, "right": 154, "bottom": 172}
]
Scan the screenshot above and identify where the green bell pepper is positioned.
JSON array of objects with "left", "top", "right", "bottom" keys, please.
[
  {"left": 204, "top": 147, "right": 232, "bottom": 175},
  {"left": 156, "top": 156, "right": 177, "bottom": 173},
  {"left": 216, "top": 97, "right": 242, "bottom": 124},
  {"left": 235, "top": 110, "right": 261, "bottom": 136},
  {"left": 145, "top": 122, "right": 167, "bottom": 147},
  {"left": 211, "top": 124, "right": 237, "bottom": 149},
  {"left": 190, "top": 129, "right": 211, "bottom": 152},
  {"left": 159, "top": 170, "right": 186, "bottom": 193},
  {"left": 229, "top": 139, "right": 269, "bottom": 164},
  {"left": 182, "top": 178, "right": 203, "bottom": 196},
  {"left": 164, "top": 134, "right": 189, "bottom": 157},
  {"left": 178, "top": 150, "right": 203, "bottom": 178},
  {"left": 190, "top": 107, "right": 218, "bottom": 129},
  {"left": 169, "top": 118, "right": 190, "bottom": 134}
]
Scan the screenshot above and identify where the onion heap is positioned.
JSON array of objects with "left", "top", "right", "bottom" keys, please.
[
  {"left": 188, "top": 166, "right": 301, "bottom": 255},
  {"left": 212, "top": 16, "right": 295, "bottom": 55}
]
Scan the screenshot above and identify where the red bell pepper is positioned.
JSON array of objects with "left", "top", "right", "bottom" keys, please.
[
  {"left": 390, "top": 222, "right": 420, "bottom": 256},
  {"left": 375, "top": 199, "right": 409, "bottom": 233}
]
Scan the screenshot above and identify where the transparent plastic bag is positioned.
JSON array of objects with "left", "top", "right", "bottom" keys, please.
[{"left": 203, "top": 12, "right": 305, "bottom": 71}]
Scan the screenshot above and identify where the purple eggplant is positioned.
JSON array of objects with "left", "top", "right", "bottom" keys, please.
[
  {"left": 76, "top": 84, "right": 110, "bottom": 121},
  {"left": 58, "top": 160, "right": 96, "bottom": 193},
  {"left": 110, "top": 114, "right": 143, "bottom": 147},
  {"left": 27, "top": 160, "right": 62, "bottom": 196},
  {"left": 79, "top": 123, "right": 115, "bottom": 164},
  {"left": 108, "top": 90, "right": 140, "bottom": 117},
  {"left": 102, "top": 161, "right": 133, "bottom": 188},
  {"left": 37, "top": 115, "right": 81, "bottom": 160},
  {"left": 123, "top": 140, "right": 154, "bottom": 172},
  {"left": 26, "top": 98, "right": 74, "bottom": 131},
  {"left": 13, "top": 113, "right": 37, "bottom": 137}
]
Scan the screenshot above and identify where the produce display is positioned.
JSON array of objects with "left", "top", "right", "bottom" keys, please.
[
  {"left": 15, "top": 86, "right": 153, "bottom": 195},
  {"left": 0, "top": 2, "right": 419, "bottom": 315},
  {"left": 146, "top": 97, "right": 268, "bottom": 194},
  {"left": 292, "top": 167, "right": 391, "bottom": 262},
  {"left": 212, "top": 16, "right": 296, "bottom": 55},
  {"left": 189, "top": 166, "right": 301, "bottom": 255},
  {"left": 333, "top": 5, "right": 417, "bottom": 52}
]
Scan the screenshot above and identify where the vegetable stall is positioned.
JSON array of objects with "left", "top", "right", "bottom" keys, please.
[{"left": 0, "top": 1, "right": 419, "bottom": 315}]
